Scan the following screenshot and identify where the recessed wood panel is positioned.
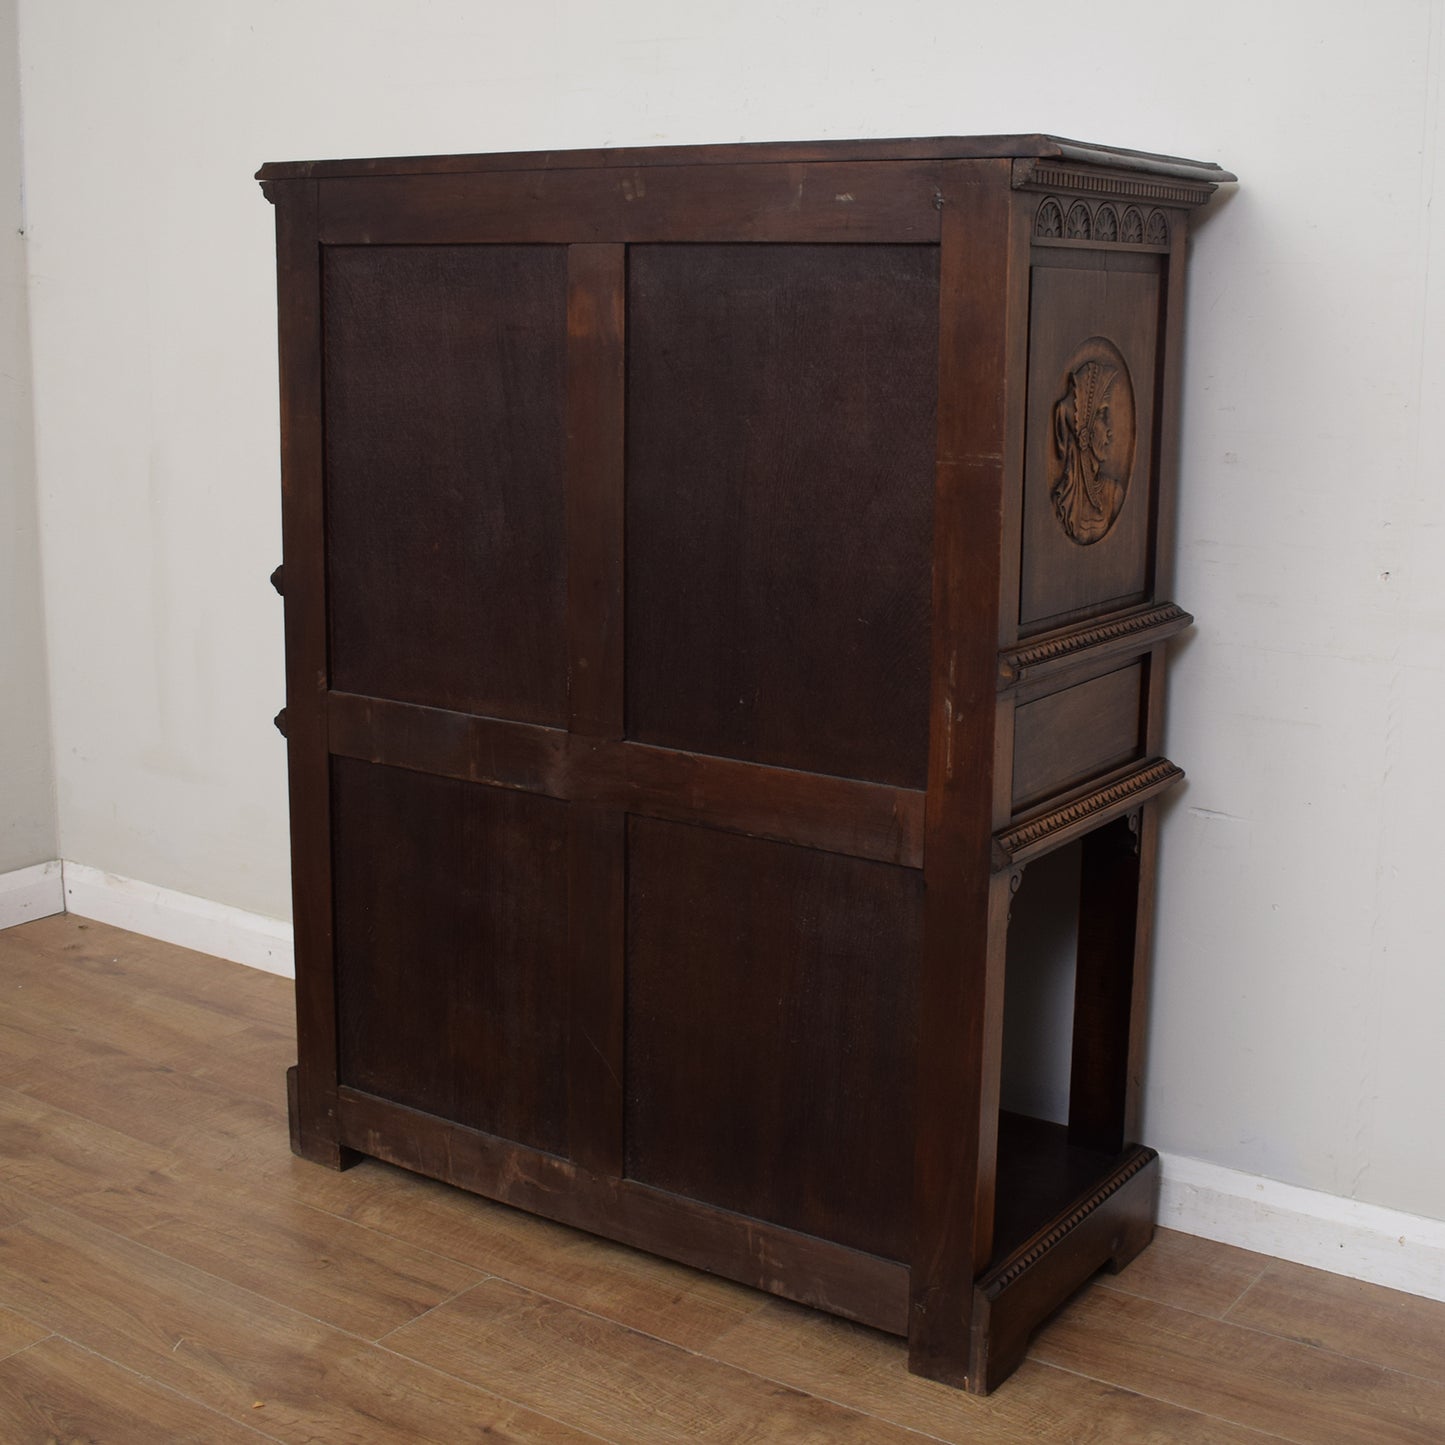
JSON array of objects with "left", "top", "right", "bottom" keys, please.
[
  {"left": 625, "top": 243, "right": 939, "bottom": 787},
  {"left": 624, "top": 817, "right": 923, "bottom": 1260},
  {"left": 324, "top": 244, "right": 568, "bottom": 722},
  {"left": 1020, "top": 262, "right": 1161, "bottom": 629},
  {"left": 331, "top": 757, "right": 569, "bottom": 1155},
  {"left": 1011, "top": 664, "right": 1144, "bottom": 810}
]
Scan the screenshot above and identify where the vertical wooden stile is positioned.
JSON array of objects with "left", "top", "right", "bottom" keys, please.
[
  {"left": 271, "top": 179, "right": 348, "bottom": 1167},
  {"left": 564, "top": 243, "right": 628, "bottom": 1176},
  {"left": 909, "top": 160, "right": 1019, "bottom": 1385}
]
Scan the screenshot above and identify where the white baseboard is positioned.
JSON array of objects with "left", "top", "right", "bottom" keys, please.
[
  {"left": 1159, "top": 1151, "right": 1445, "bottom": 1302},
  {"left": 0, "top": 860, "right": 66, "bottom": 929},
  {"left": 61, "top": 861, "right": 294, "bottom": 978}
]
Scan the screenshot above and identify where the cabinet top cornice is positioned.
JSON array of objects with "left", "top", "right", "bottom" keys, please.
[{"left": 255, "top": 135, "right": 1235, "bottom": 187}]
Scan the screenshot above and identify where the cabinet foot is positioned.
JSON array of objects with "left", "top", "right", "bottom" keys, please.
[{"left": 286, "top": 1064, "right": 361, "bottom": 1169}]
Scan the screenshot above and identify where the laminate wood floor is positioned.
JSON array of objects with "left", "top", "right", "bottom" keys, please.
[{"left": 2, "top": 913, "right": 1442, "bottom": 1443}]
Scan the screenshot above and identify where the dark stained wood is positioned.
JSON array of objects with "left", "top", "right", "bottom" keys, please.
[
  {"left": 584, "top": 739, "right": 926, "bottom": 866},
  {"left": 1011, "top": 663, "right": 1143, "bottom": 809},
  {"left": 1069, "top": 817, "right": 1145, "bottom": 1153},
  {"left": 624, "top": 817, "right": 923, "bottom": 1260},
  {"left": 336, "top": 1086, "right": 909, "bottom": 1333},
  {"left": 910, "top": 160, "right": 1022, "bottom": 1387},
  {"left": 271, "top": 178, "right": 350, "bottom": 1170},
  {"left": 318, "top": 162, "right": 946, "bottom": 246},
  {"left": 997, "top": 601, "right": 1192, "bottom": 690},
  {"left": 625, "top": 242, "right": 938, "bottom": 788},
  {"left": 1019, "top": 261, "right": 1162, "bottom": 630},
  {"left": 262, "top": 135, "right": 1225, "bottom": 1397},
  {"left": 565, "top": 804, "right": 624, "bottom": 1174},
  {"left": 973, "top": 1142, "right": 1158, "bottom": 1391},
  {"left": 257, "top": 133, "right": 1236, "bottom": 182},
  {"left": 324, "top": 243, "right": 569, "bottom": 723},
  {"left": 326, "top": 692, "right": 925, "bottom": 867},
  {"left": 565, "top": 243, "right": 626, "bottom": 740},
  {"left": 331, "top": 758, "right": 570, "bottom": 1155},
  {"left": 993, "top": 757, "right": 1184, "bottom": 868}
]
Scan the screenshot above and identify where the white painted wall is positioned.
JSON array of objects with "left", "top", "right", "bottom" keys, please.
[
  {"left": 0, "top": 0, "right": 52, "bottom": 874},
  {"left": 15, "top": 1, "right": 1445, "bottom": 1226}
]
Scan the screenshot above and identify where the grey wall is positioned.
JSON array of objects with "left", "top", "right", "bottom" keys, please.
[{"left": 0, "top": 0, "right": 53, "bottom": 873}]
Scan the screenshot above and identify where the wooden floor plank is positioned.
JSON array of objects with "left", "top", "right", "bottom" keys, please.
[
  {"left": 0, "top": 1337, "right": 276, "bottom": 1444},
  {"left": 386, "top": 1276, "right": 932, "bottom": 1443},
  {"left": 0, "top": 1210, "right": 599, "bottom": 1445},
  {"left": 0, "top": 1084, "right": 180, "bottom": 1205},
  {"left": 0, "top": 1306, "right": 48, "bottom": 1363},
  {"left": 1226, "top": 1259, "right": 1445, "bottom": 1386},
  {"left": 1107, "top": 1226, "right": 1271, "bottom": 1317},
  {"left": 701, "top": 1293, "right": 1277, "bottom": 1443},
  {"left": 1034, "top": 1285, "right": 1445, "bottom": 1444},
  {"left": 61, "top": 1159, "right": 484, "bottom": 1341},
  {"left": 3, "top": 914, "right": 294, "bottom": 1030},
  {"left": 233, "top": 1154, "right": 773, "bottom": 1354},
  {"left": 11, "top": 1046, "right": 282, "bottom": 1167},
  {"left": 2, "top": 916, "right": 1443, "bottom": 1441}
]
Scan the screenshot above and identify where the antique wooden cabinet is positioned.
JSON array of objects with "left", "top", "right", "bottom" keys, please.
[{"left": 259, "top": 135, "right": 1232, "bottom": 1392}]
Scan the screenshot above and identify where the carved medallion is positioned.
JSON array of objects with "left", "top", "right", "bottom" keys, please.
[{"left": 1050, "top": 337, "right": 1135, "bottom": 546}]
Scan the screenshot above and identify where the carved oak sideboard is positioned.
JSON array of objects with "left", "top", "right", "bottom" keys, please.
[{"left": 259, "top": 135, "right": 1232, "bottom": 1392}]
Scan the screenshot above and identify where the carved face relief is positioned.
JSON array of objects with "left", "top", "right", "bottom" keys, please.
[{"left": 1050, "top": 337, "right": 1135, "bottom": 546}]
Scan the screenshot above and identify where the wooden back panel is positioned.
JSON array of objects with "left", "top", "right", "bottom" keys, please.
[{"left": 625, "top": 243, "right": 938, "bottom": 786}]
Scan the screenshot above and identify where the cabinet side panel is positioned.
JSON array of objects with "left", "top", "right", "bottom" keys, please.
[
  {"left": 324, "top": 244, "right": 568, "bottom": 723},
  {"left": 331, "top": 757, "right": 569, "bottom": 1155},
  {"left": 624, "top": 817, "right": 923, "bottom": 1260},
  {"left": 625, "top": 243, "right": 938, "bottom": 788},
  {"left": 1019, "top": 262, "right": 1161, "bottom": 629}
]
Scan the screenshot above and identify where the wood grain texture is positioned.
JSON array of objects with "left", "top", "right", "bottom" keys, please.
[
  {"left": 625, "top": 241, "right": 938, "bottom": 788},
  {"left": 1034, "top": 1286, "right": 1445, "bottom": 1443},
  {"left": 1011, "top": 663, "right": 1143, "bottom": 808},
  {"left": 336, "top": 1084, "right": 909, "bottom": 1333},
  {"left": 271, "top": 178, "right": 344, "bottom": 1169},
  {"left": 331, "top": 758, "right": 570, "bottom": 1155},
  {"left": 5, "top": 918, "right": 1442, "bottom": 1442},
  {"left": 910, "top": 159, "right": 1020, "bottom": 1384},
  {"left": 625, "top": 817, "right": 923, "bottom": 1260},
  {"left": 256, "top": 133, "right": 1236, "bottom": 182},
  {"left": 1107, "top": 1226, "right": 1269, "bottom": 1318},
  {"left": 704, "top": 1298, "right": 1275, "bottom": 1444},
  {"left": 564, "top": 242, "right": 626, "bottom": 740},
  {"left": 1226, "top": 1259, "right": 1445, "bottom": 1386},
  {"left": 325, "top": 693, "right": 925, "bottom": 866},
  {"left": 0, "top": 1337, "right": 271, "bottom": 1445},
  {"left": 0, "top": 1211, "right": 589, "bottom": 1444},
  {"left": 0, "top": 1307, "right": 47, "bottom": 1363},
  {"left": 385, "top": 1277, "right": 929, "bottom": 1443},
  {"left": 317, "top": 162, "right": 945, "bottom": 245},
  {"left": 1019, "top": 261, "right": 1162, "bottom": 630},
  {"left": 323, "top": 243, "right": 569, "bottom": 723}
]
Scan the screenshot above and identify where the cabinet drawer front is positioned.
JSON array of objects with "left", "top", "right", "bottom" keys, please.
[{"left": 1011, "top": 664, "right": 1145, "bottom": 810}]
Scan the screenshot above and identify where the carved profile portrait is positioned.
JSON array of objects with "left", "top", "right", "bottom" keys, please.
[{"left": 1051, "top": 337, "right": 1135, "bottom": 546}]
